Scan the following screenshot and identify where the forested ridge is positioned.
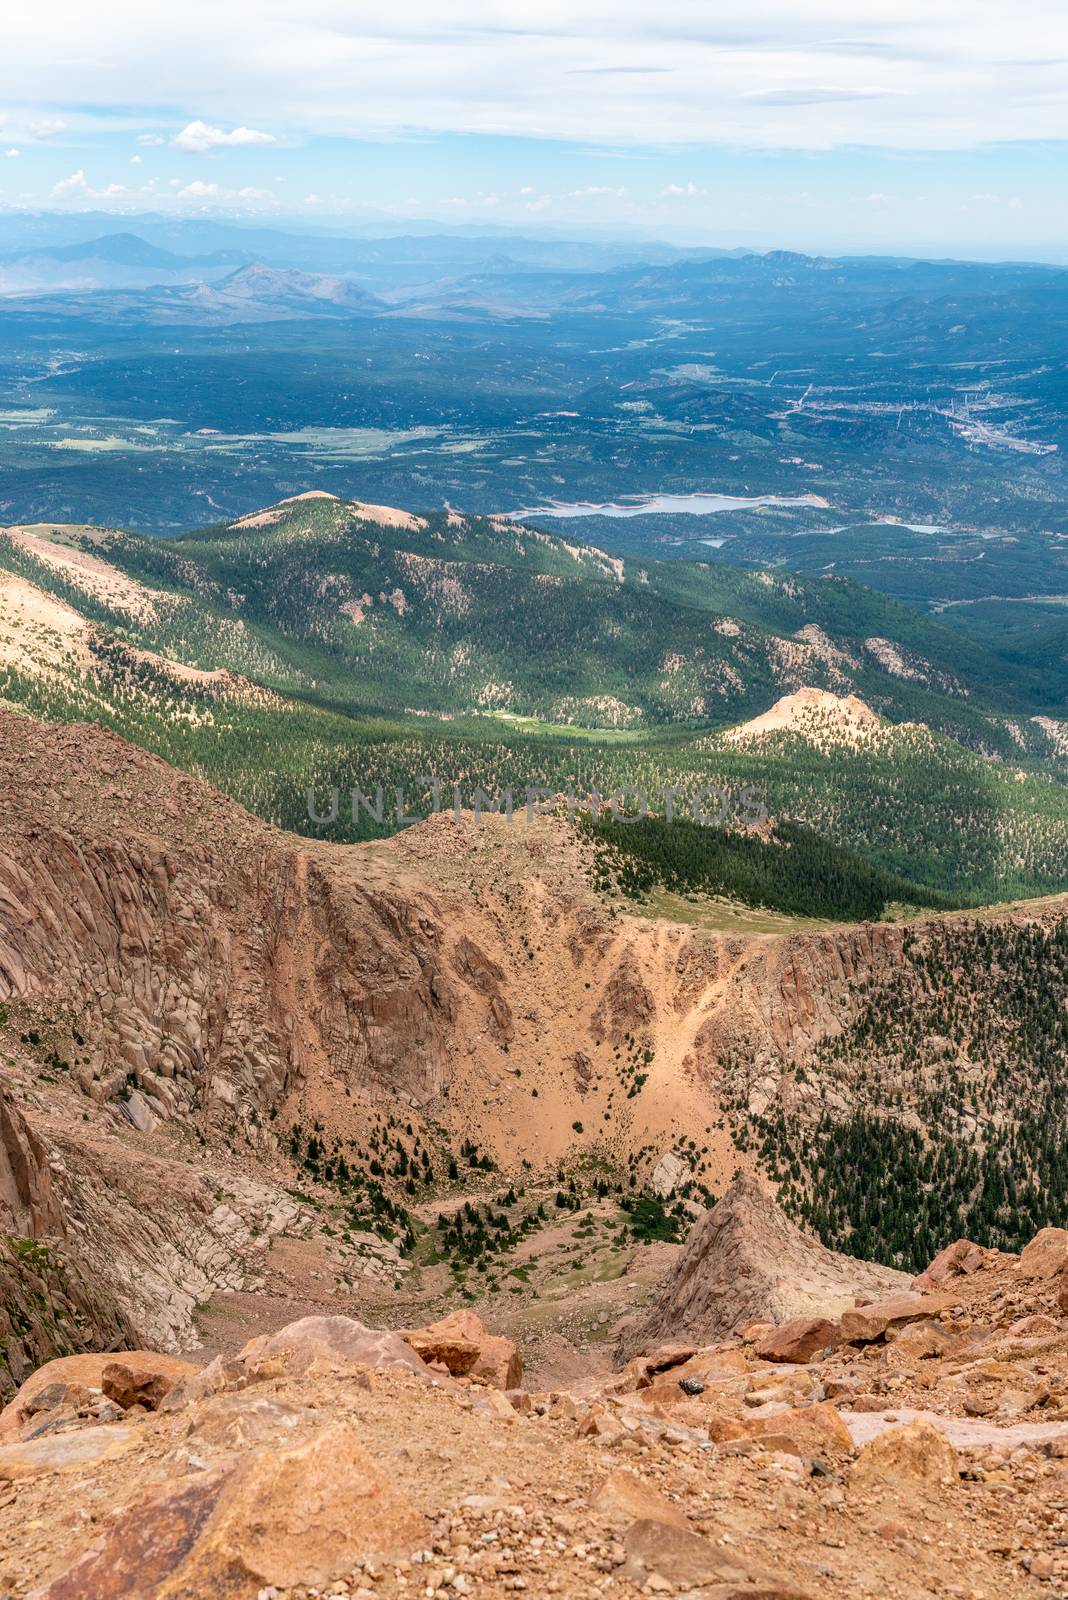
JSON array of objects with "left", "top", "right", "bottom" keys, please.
[{"left": 729, "top": 917, "right": 1068, "bottom": 1270}]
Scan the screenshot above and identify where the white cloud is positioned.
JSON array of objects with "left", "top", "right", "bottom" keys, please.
[
  {"left": 178, "top": 179, "right": 220, "bottom": 197},
  {"left": 661, "top": 181, "right": 704, "bottom": 198},
  {"left": 570, "top": 185, "right": 626, "bottom": 198},
  {"left": 130, "top": 154, "right": 143, "bottom": 165},
  {"left": 0, "top": 6, "right": 1066, "bottom": 152},
  {"left": 969, "top": 192, "right": 1023, "bottom": 209},
  {"left": 173, "top": 120, "right": 275, "bottom": 154},
  {"left": 51, "top": 170, "right": 128, "bottom": 200},
  {"left": 136, "top": 133, "right": 165, "bottom": 146},
  {"left": 443, "top": 191, "right": 501, "bottom": 208},
  {"left": 4, "top": 148, "right": 20, "bottom": 159},
  {"left": 51, "top": 169, "right": 87, "bottom": 195}
]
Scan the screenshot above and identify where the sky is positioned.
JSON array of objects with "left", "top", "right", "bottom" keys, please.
[{"left": 1, "top": 1, "right": 1067, "bottom": 259}]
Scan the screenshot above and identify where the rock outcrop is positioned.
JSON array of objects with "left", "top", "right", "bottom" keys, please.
[
  {"left": 0, "top": 1234, "right": 135, "bottom": 1399},
  {"left": 617, "top": 1175, "right": 909, "bottom": 1362},
  {"left": 0, "top": 1083, "right": 136, "bottom": 1397}
]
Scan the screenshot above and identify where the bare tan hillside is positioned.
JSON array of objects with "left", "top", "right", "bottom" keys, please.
[{"left": 721, "top": 686, "right": 884, "bottom": 747}]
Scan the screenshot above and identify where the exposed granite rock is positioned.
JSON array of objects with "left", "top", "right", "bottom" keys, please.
[{"left": 617, "top": 1175, "right": 909, "bottom": 1362}]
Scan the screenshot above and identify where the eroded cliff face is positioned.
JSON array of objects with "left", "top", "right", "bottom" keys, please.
[
  {"left": 0, "top": 720, "right": 533, "bottom": 1160},
  {"left": 0, "top": 1083, "right": 135, "bottom": 1395},
  {"left": 0, "top": 1080, "right": 62, "bottom": 1236},
  {"left": 1, "top": 708, "right": 1066, "bottom": 1360}
]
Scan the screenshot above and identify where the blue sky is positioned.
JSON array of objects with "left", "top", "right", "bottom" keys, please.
[{"left": 1, "top": 3, "right": 1066, "bottom": 259}]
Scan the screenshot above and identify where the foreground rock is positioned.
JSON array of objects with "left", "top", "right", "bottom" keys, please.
[
  {"left": 31, "top": 1423, "right": 426, "bottom": 1599},
  {"left": 617, "top": 1175, "right": 909, "bottom": 1361},
  {"left": 3, "top": 1259, "right": 1068, "bottom": 1600},
  {"left": 850, "top": 1418, "right": 960, "bottom": 1503},
  {"left": 754, "top": 1314, "right": 841, "bottom": 1364},
  {"left": 237, "top": 1315, "right": 430, "bottom": 1380}
]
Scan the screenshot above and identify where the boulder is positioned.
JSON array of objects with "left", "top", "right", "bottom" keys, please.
[
  {"left": 885, "top": 1320, "right": 961, "bottom": 1361},
  {"left": 186, "top": 1392, "right": 317, "bottom": 1450},
  {"left": 850, "top": 1419, "right": 959, "bottom": 1501},
  {"left": 0, "top": 1426, "right": 137, "bottom": 1482},
  {"left": 31, "top": 1423, "right": 426, "bottom": 1598},
  {"left": 403, "top": 1331, "right": 480, "bottom": 1376},
  {"left": 913, "top": 1238, "right": 990, "bottom": 1291},
  {"left": 1019, "top": 1228, "right": 1068, "bottom": 1280},
  {"left": 650, "top": 1151, "right": 688, "bottom": 1198},
  {"left": 101, "top": 1359, "right": 189, "bottom": 1412},
  {"left": 0, "top": 1351, "right": 200, "bottom": 1441},
  {"left": 645, "top": 1343, "right": 699, "bottom": 1374},
  {"left": 755, "top": 1316, "right": 841, "bottom": 1365},
  {"left": 591, "top": 1468, "right": 689, "bottom": 1529},
  {"left": 617, "top": 1175, "right": 909, "bottom": 1362},
  {"left": 402, "top": 1310, "right": 521, "bottom": 1390},
  {"left": 839, "top": 1293, "right": 957, "bottom": 1345},
  {"left": 739, "top": 1401, "right": 854, "bottom": 1459},
  {"left": 237, "top": 1316, "right": 429, "bottom": 1380},
  {"left": 622, "top": 1519, "right": 811, "bottom": 1596}
]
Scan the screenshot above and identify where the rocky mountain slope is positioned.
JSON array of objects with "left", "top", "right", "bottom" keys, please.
[
  {"left": 0, "top": 493, "right": 1043, "bottom": 738},
  {"left": 3, "top": 706, "right": 1068, "bottom": 1594},
  {"left": 5, "top": 1191, "right": 1068, "bottom": 1598},
  {"left": 2, "top": 704, "right": 1068, "bottom": 1389}
]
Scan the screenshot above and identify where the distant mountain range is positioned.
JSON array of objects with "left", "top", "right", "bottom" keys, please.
[
  {"left": 0, "top": 231, "right": 247, "bottom": 295},
  {"left": 1, "top": 259, "right": 384, "bottom": 321},
  {"left": 4, "top": 228, "right": 1065, "bottom": 335}
]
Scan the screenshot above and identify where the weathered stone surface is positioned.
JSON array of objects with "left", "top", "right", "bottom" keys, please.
[
  {"left": 101, "top": 1358, "right": 191, "bottom": 1412},
  {"left": 755, "top": 1316, "right": 841, "bottom": 1365},
  {"left": 886, "top": 1320, "right": 961, "bottom": 1362},
  {"left": 739, "top": 1401, "right": 855, "bottom": 1459},
  {"left": 649, "top": 1151, "right": 688, "bottom": 1198},
  {"left": 403, "top": 1331, "right": 481, "bottom": 1376},
  {"left": 839, "top": 1293, "right": 957, "bottom": 1345},
  {"left": 0, "top": 1229, "right": 135, "bottom": 1403},
  {"left": 622, "top": 1519, "right": 811, "bottom": 1595},
  {"left": 0, "top": 1084, "right": 63, "bottom": 1237},
  {"left": 645, "top": 1343, "right": 699, "bottom": 1374},
  {"left": 1019, "top": 1227, "right": 1068, "bottom": 1280},
  {"left": 0, "top": 1426, "right": 137, "bottom": 1481},
  {"left": 31, "top": 1423, "right": 426, "bottom": 1598},
  {"left": 850, "top": 1419, "right": 959, "bottom": 1499},
  {"left": 185, "top": 1392, "right": 316, "bottom": 1450},
  {"left": 591, "top": 1468, "right": 689, "bottom": 1528},
  {"left": 913, "top": 1238, "right": 991, "bottom": 1291},
  {"left": 238, "top": 1315, "right": 430, "bottom": 1379}
]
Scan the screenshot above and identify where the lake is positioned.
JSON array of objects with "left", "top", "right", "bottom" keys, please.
[{"left": 508, "top": 491, "right": 829, "bottom": 519}]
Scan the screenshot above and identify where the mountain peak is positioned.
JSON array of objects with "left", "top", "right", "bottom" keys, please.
[{"left": 722, "top": 687, "right": 882, "bottom": 747}]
